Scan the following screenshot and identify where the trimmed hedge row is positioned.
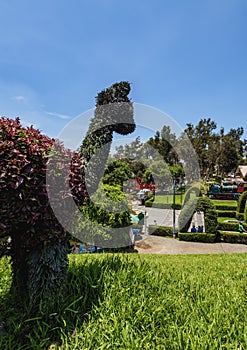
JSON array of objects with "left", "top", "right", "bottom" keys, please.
[
  {"left": 178, "top": 233, "right": 216, "bottom": 243},
  {"left": 217, "top": 221, "right": 238, "bottom": 231},
  {"left": 236, "top": 212, "right": 245, "bottom": 221},
  {"left": 214, "top": 205, "right": 237, "bottom": 211},
  {"left": 217, "top": 221, "right": 247, "bottom": 231},
  {"left": 220, "top": 232, "right": 247, "bottom": 244},
  {"left": 178, "top": 232, "right": 247, "bottom": 244},
  {"left": 148, "top": 225, "right": 173, "bottom": 237},
  {"left": 145, "top": 201, "right": 182, "bottom": 210},
  {"left": 217, "top": 210, "right": 236, "bottom": 218}
]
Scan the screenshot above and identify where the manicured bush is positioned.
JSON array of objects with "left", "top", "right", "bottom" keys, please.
[
  {"left": 217, "top": 221, "right": 238, "bottom": 231},
  {"left": 144, "top": 199, "right": 152, "bottom": 207},
  {"left": 214, "top": 204, "right": 237, "bottom": 211},
  {"left": 220, "top": 232, "right": 247, "bottom": 244},
  {"left": 196, "top": 197, "right": 218, "bottom": 234},
  {"left": 245, "top": 201, "right": 247, "bottom": 223},
  {"left": 217, "top": 221, "right": 247, "bottom": 231},
  {"left": 217, "top": 210, "right": 236, "bottom": 218},
  {"left": 148, "top": 225, "right": 173, "bottom": 236},
  {"left": 178, "top": 233, "right": 216, "bottom": 243},
  {"left": 236, "top": 213, "right": 245, "bottom": 221},
  {"left": 145, "top": 201, "right": 182, "bottom": 210},
  {"left": 75, "top": 184, "right": 132, "bottom": 248},
  {"left": 237, "top": 191, "right": 247, "bottom": 215}
]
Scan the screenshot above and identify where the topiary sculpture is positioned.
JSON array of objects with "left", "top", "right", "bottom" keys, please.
[{"left": 0, "top": 81, "right": 135, "bottom": 310}]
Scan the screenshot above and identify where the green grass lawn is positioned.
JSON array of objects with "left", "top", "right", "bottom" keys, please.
[
  {"left": 217, "top": 217, "right": 238, "bottom": 224},
  {"left": 154, "top": 194, "right": 185, "bottom": 205},
  {"left": 211, "top": 199, "right": 238, "bottom": 207},
  {"left": 1, "top": 254, "right": 247, "bottom": 349},
  {"left": 149, "top": 195, "right": 238, "bottom": 208}
]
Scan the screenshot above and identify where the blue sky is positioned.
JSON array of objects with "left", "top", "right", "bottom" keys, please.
[{"left": 0, "top": 0, "right": 247, "bottom": 141}]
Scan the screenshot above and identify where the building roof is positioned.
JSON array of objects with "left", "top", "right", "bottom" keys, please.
[{"left": 236, "top": 165, "right": 247, "bottom": 180}]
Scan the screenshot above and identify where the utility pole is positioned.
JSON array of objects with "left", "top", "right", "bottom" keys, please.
[{"left": 173, "top": 178, "right": 176, "bottom": 238}]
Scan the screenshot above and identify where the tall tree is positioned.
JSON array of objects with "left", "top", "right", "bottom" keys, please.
[
  {"left": 184, "top": 118, "right": 217, "bottom": 176},
  {"left": 147, "top": 125, "right": 178, "bottom": 165},
  {"left": 216, "top": 127, "right": 246, "bottom": 176},
  {"left": 102, "top": 159, "right": 132, "bottom": 189}
]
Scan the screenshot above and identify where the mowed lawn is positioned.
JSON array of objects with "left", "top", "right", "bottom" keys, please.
[
  {"left": 154, "top": 193, "right": 185, "bottom": 205},
  {"left": 211, "top": 199, "right": 238, "bottom": 208},
  {"left": 0, "top": 253, "right": 247, "bottom": 349}
]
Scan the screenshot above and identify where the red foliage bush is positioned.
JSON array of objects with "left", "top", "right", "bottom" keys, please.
[{"left": 0, "top": 117, "right": 86, "bottom": 252}]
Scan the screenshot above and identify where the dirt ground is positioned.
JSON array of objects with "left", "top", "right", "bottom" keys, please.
[{"left": 134, "top": 235, "right": 247, "bottom": 255}]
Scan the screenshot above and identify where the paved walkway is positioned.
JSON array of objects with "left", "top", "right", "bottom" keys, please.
[
  {"left": 135, "top": 235, "right": 247, "bottom": 255},
  {"left": 131, "top": 201, "right": 180, "bottom": 228}
]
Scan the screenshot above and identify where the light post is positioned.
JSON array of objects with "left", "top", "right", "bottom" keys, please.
[{"left": 172, "top": 178, "right": 176, "bottom": 238}]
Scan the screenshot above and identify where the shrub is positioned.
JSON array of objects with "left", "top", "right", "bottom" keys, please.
[
  {"left": 217, "top": 221, "right": 238, "bottom": 231},
  {"left": 245, "top": 201, "right": 247, "bottom": 223},
  {"left": 217, "top": 210, "right": 236, "bottom": 218},
  {"left": 196, "top": 197, "right": 218, "bottom": 234},
  {"left": 148, "top": 225, "right": 173, "bottom": 236},
  {"left": 144, "top": 199, "right": 153, "bottom": 207},
  {"left": 237, "top": 191, "right": 247, "bottom": 213},
  {"left": 178, "top": 233, "right": 216, "bottom": 243},
  {"left": 220, "top": 232, "right": 247, "bottom": 244},
  {"left": 145, "top": 201, "right": 182, "bottom": 210},
  {"left": 214, "top": 204, "right": 237, "bottom": 211},
  {"left": 236, "top": 213, "right": 245, "bottom": 221},
  {"left": 217, "top": 221, "right": 247, "bottom": 231},
  {"left": 75, "top": 184, "right": 132, "bottom": 248},
  {"left": 0, "top": 117, "right": 83, "bottom": 307}
]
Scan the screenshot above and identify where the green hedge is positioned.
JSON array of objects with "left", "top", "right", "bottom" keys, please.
[
  {"left": 237, "top": 191, "right": 247, "bottom": 214},
  {"left": 148, "top": 225, "right": 173, "bottom": 237},
  {"left": 144, "top": 198, "right": 154, "bottom": 207},
  {"left": 214, "top": 205, "right": 237, "bottom": 211},
  {"left": 220, "top": 232, "right": 247, "bottom": 244},
  {"left": 178, "top": 233, "right": 216, "bottom": 243},
  {"left": 236, "top": 212, "right": 244, "bottom": 221},
  {"left": 245, "top": 201, "right": 247, "bottom": 223},
  {"left": 217, "top": 221, "right": 247, "bottom": 231},
  {"left": 217, "top": 222, "right": 238, "bottom": 231},
  {"left": 145, "top": 201, "right": 182, "bottom": 210},
  {"left": 196, "top": 198, "right": 218, "bottom": 234},
  {"left": 217, "top": 210, "right": 236, "bottom": 218}
]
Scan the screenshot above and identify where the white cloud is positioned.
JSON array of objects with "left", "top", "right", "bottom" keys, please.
[
  {"left": 12, "top": 95, "right": 26, "bottom": 101},
  {"left": 45, "top": 111, "right": 71, "bottom": 120}
]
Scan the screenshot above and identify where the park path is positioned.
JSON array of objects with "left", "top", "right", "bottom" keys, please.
[
  {"left": 131, "top": 200, "right": 180, "bottom": 228},
  {"left": 135, "top": 235, "right": 247, "bottom": 255}
]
